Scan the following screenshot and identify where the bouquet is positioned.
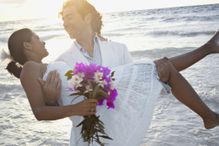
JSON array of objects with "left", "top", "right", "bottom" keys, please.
[{"left": 65, "top": 63, "right": 118, "bottom": 146}]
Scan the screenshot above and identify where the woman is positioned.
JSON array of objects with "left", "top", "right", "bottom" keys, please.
[
  {"left": 6, "top": 28, "right": 98, "bottom": 120},
  {"left": 5, "top": 28, "right": 219, "bottom": 146}
]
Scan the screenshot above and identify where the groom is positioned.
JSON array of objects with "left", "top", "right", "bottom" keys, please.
[
  {"left": 56, "top": 0, "right": 133, "bottom": 68},
  {"left": 56, "top": 0, "right": 219, "bottom": 76},
  {"left": 40, "top": 0, "right": 219, "bottom": 121},
  {"left": 41, "top": 0, "right": 219, "bottom": 105},
  {"left": 39, "top": 0, "right": 219, "bottom": 145}
]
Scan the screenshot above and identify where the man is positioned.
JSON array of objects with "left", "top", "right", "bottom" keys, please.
[
  {"left": 56, "top": 0, "right": 219, "bottom": 73},
  {"left": 56, "top": 0, "right": 133, "bottom": 68},
  {"left": 39, "top": 0, "right": 219, "bottom": 145}
]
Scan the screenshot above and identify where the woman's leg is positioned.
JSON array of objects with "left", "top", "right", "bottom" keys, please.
[
  {"left": 169, "top": 31, "right": 219, "bottom": 72},
  {"left": 155, "top": 58, "right": 219, "bottom": 129}
]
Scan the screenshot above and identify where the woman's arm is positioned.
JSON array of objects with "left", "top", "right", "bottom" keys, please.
[
  {"left": 20, "top": 61, "right": 97, "bottom": 121},
  {"left": 29, "top": 99, "right": 98, "bottom": 120}
]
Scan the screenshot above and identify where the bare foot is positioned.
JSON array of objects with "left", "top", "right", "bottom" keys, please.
[
  {"left": 204, "top": 31, "right": 219, "bottom": 54},
  {"left": 203, "top": 113, "right": 219, "bottom": 129}
]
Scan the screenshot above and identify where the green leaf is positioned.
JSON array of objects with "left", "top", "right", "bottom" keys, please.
[
  {"left": 110, "top": 71, "right": 115, "bottom": 77},
  {"left": 65, "top": 70, "right": 73, "bottom": 80},
  {"left": 70, "top": 92, "right": 81, "bottom": 96},
  {"left": 99, "top": 135, "right": 113, "bottom": 140},
  {"left": 77, "top": 103, "right": 113, "bottom": 145},
  {"left": 76, "top": 120, "right": 84, "bottom": 127},
  {"left": 70, "top": 95, "right": 84, "bottom": 104},
  {"left": 97, "top": 90, "right": 108, "bottom": 98}
]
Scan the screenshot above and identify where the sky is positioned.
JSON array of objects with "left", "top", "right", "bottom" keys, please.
[{"left": 0, "top": 0, "right": 219, "bottom": 21}]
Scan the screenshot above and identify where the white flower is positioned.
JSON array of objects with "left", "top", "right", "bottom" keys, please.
[
  {"left": 98, "top": 80, "right": 107, "bottom": 88},
  {"left": 68, "top": 75, "right": 83, "bottom": 89},
  {"left": 77, "top": 72, "right": 85, "bottom": 78},
  {"left": 94, "top": 71, "right": 103, "bottom": 82},
  {"left": 84, "top": 85, "right": 93, "bottom": 94}
]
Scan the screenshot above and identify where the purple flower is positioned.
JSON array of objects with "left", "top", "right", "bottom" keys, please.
[
  {"left": 106, "top": 89, "right": 118, "bottom": 109},
  {"left": 97, "top": 99, "right": 104, "bottom": 106}
]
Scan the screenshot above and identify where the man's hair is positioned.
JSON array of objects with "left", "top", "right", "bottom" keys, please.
[{"left": 60, "top": 0, "right": 103, "bottom": 35}]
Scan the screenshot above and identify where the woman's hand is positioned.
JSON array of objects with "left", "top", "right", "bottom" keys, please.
[
  {"left": 38, "top": 70, "right": 61, "bottom": 105},
  {"left": 73, "top": 99, "right": 98, "bottom": 116}
]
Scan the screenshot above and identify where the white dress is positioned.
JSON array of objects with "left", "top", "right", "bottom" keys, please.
[{"left": 43, "top": 60, "right": 166, "bottom": 146}]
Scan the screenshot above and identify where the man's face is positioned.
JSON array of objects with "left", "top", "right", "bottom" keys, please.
[{"left": 62, "top": 5, "right": 86, "bottom": 39}]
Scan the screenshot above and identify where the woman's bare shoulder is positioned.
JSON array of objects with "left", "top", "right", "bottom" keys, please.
[{"left": 20, "top": 61, "right": 43, "bottom": 82}]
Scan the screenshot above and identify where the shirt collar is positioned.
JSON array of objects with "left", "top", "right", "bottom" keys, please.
[{"left": 74, "top": 34, "right": 98, "bottom": 52}]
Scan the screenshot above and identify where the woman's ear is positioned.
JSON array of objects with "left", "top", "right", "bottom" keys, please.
[{"left": 23, "top": 42, "right": 32, "bottom": 50}]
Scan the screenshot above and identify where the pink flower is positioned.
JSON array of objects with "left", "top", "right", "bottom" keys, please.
[{"left": 68, "top": 63, "right": 118, "bottom": 109}]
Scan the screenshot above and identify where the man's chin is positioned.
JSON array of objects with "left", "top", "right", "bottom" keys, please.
[
  {"left": 67, "top": 32, "right": 76, "bottom": 39},
  {"left": 69, "top": 35, "right": 75, "bottom": 39}
]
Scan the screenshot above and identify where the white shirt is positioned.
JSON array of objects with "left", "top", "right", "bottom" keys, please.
[{"left": 74, "top": 36, "right": 102, "bottom": 65}]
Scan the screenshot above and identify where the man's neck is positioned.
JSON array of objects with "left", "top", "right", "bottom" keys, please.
[{"left": 76, "top": 33, "right": 95, "bottom": 56}]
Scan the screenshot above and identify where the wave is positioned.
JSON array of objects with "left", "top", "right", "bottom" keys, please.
[
  {"left": 107, "top": 26, "right": 139, "bottom": 33},
  {"left": 0, "top": 37, "right": 8, "bottom": 43},
  {"left": 33, "top": 25, "right": 63, "bottom": 32},
  {"left": 0, "top": 28, "right": 14, "bottom": 32},
  {"left": 146, "top": 30, "right": 216, "bottom": 37},
  {"left": 41, "top": 34, "right": 64, "bottom": 41},
  {"left": 162, "top": 15, "right": 219, "bottom": 23},
  {"left": 102, "top": 33, "right": 125, "bottom": 37},
  {"left": 110, "top": 3, "right": 219, "bottom": 25}
]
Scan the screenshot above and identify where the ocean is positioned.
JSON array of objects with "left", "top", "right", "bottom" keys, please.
[{"left": 0, "top": 3, "right": 219, "bottom": 146}]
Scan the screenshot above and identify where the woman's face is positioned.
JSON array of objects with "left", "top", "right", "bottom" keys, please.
[
  {"left": 62, "top": 5, "right": 89, "bottom": 39},
  {"left": 25, "top": 32, "right": 48, "bottom": 59}
]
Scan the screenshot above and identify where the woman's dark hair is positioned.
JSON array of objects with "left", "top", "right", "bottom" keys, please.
[
  {"left": 6, "top": 28, "right": 32, "bottom": 78},
  {"left": 61, "top": 0, "right": 103, "bottom": 35}
]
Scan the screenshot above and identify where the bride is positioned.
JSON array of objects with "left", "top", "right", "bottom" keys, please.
[{"left": 4, "top": 28, "right": 219, "bottom": 146}]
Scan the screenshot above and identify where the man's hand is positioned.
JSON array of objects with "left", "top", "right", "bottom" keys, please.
[
  {"left": 154, "top": 57, "right": 171, "bottom": 83},
  {"left": 38, "top": 70, "right": 61, "bottom": 105}
]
